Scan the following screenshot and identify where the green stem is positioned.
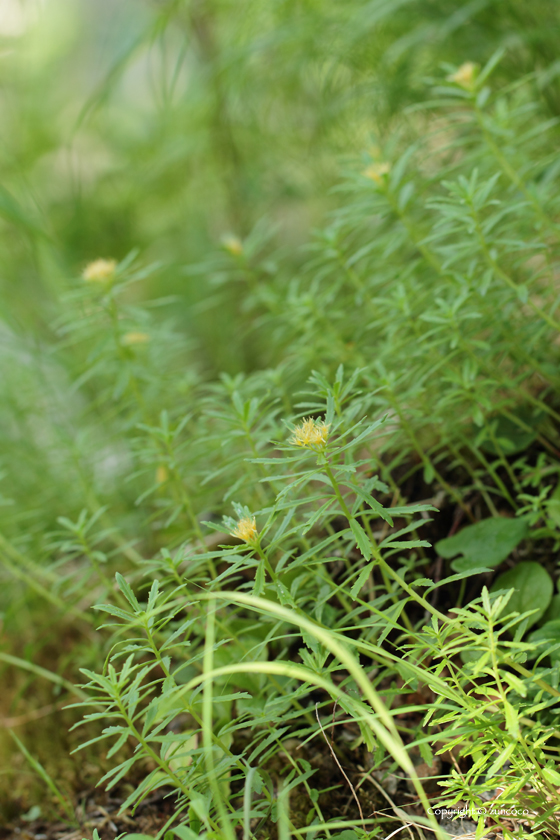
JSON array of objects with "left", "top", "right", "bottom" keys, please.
[
  {"left": 113, "top": 695, "right": 208, "bottom": 821},
  {"left": 202, "top": 604, "right": 236, "bottom": 840},
  {"left": 387, "top": 394, "right": 474, "bottom": 519},
  {"left": 324, "top": 461, "right": 433, "bottom": 631},
  {"left": 472, "top": 210, "right": 560, "bottom": 334},
  {"left": 143, "top": 616, "right": 245, "bottom": 774},
  {"left": 473, "top": 102, "right": 560, "bottom": 238}
]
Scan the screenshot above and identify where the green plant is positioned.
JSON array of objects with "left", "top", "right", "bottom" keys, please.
[
  {"left": 65, "top": 376, "right": 560, "bottom": 838},
  {"left": 3, "top": 3, "right": 560, "bottom": 839}
]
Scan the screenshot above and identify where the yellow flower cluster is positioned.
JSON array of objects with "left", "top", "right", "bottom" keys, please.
[
  {"left": 122, "top": 331, "right": 150, "bottom": 346},
  {"left": 231, "top": 516, "right": 258, "bottom": 544},
  {"left": 155, "top": 465, "right": 169, "bottom": 484},
  {"left": 221, "top": 234, "right": 244, "bottom": 256},
  {"left": 363, "top": 162, "right": 390, "bottom": 185},
  {"left": 290, "top": 417, "right": 329, "bottom": 449},
  {"left": 447, "top": 62, "right": 477, "bottom": 90},
  {"left": 82, "top": 258, "right": 117, "bottom": 282}
]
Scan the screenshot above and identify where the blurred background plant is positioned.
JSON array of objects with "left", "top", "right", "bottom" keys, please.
[{"left": 3, "top": 0, "right": 560, "bottom": 836}]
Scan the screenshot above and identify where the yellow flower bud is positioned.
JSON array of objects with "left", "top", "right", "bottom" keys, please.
[
  {"left": 363, "top": 162, "right": 391, "bottom": 185},
  {"left": 221, "top": 234, "right": 243, "bottom": 256},
  {"left": 290, "top": 417, "right": 329, "bottom": 449},
  {"left": 122, "top": 331, "right": 150, "bottom": 346},
  {"left": 230, "top": 516, "right": 258, "bottom": 544},
  {"left": 447, "top": 62, "right": 477, "bottom": 90},
  {"left": 82, "top": 258, "right": 117, "bottom": 282},
  {"left": 156, "top": 465, "right": 168, "bottom": 485}
]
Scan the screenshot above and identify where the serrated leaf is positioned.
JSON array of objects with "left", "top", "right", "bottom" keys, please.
[
  {"left": 93, "top": 604, "right": 135, "bottom": 621},
  {"left": 542, "top": 766, "right": 560, "bottom": 786},
  {"left": 349, "top": 519, "right": 372, "bottom": 560},
  {"left": 425, "top": 568, "right": 493, "bottom": 591},
  {"left": 418, "top": 739, "right": 433, "bottom": 766},
  {"left": 382, "top": 539, "right": 431, "bottom": 551},
  {"left": 503, "top": 699, "right": 520, "bottom": 739},
  {"left": 115, "top": 572, "right": 140, "bottom": 611},
  {"left": 253, "top": 561, "right": 265, "bottom": 596},
  {"left": 351, "top": 485, "right": 393, "bottom": 525},
  {"left": 350, "top": 562, "right": 374, "bottom": 599},
  {"left": 502, "top": 672, "right": 527, "bottom": 697},
  {"left": 487, "top": 742, "right": 516, "bottom": 777}
]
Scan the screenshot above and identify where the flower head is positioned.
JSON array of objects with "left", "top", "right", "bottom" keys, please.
[
  {"left": 156, "top": 465, "right": 168, "bottom": 485},
  {"left": 363, "top": 162, "right": 390, "bottom": 185},
  {"left": 221, "top": 234, "right": 243, "bottom": 256},
  {"left": 447, "top": 62, "right": 477, "bottom": 90},
  {"left": 82, "top": 258, "right": 117, "bottom": 282},
  {"left": 122, "top": 331, "right": 150, "bottom": 346},
  {"left": 290, "top": 417, "right": 329, "bottom": 449},
  {"left": 230, "top": 516, "right": 258, "bottom": 544}
]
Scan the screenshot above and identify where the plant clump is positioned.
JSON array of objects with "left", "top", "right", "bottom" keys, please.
[{"left": 2, "top": 3, "right": 560, "bottom": 840}]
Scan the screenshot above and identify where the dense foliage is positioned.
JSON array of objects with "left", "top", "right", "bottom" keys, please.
[{"left": 2, "top": 2, "right": 560, "bottom": 839}]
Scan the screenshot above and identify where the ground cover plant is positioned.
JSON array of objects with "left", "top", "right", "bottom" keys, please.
[{"left": 2, "top": 2, "right": 560, "bottom": 839}]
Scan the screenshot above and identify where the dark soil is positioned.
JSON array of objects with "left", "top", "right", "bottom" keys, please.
[{"left": 0, "top": 784, "right": 177, "bottom": 840}]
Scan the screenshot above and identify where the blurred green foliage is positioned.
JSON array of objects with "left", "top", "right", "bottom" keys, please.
[
  {"left": 3, "top": 0, "right": 560, "bottom": 832},
  {"left": 2, "top": 0, "right": 560, "bottom": 340}
]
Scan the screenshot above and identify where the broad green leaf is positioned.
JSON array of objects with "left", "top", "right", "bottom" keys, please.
[
  {"left": 119, "top": 835, "right": 158, "bottom": 840},
  {"left": 479, "top": 409, "right": 542, "bottom": 455},
  {"left": 171, "top": 829, "right": 204, "bottom": 840},
  {"left": 330, "top": 833, "right": 360, "bottom": 840},
  {"left": 423, "top": 462, "right": 435, "bottom": 483},
  {"left": 546, "top": 499, "right": 560, "bottom": 529},
  {"left": 541, "top": 594, "right": 560, "bottom": 625},
  {"left": 491, "top": 562, "right": 553, "bottom": 629},
  {"left": 436, "top": 516, "right": 528, "bottom": 573},
  {"left": 529, "top": 620, "right": 560, "bottom": 663}
]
